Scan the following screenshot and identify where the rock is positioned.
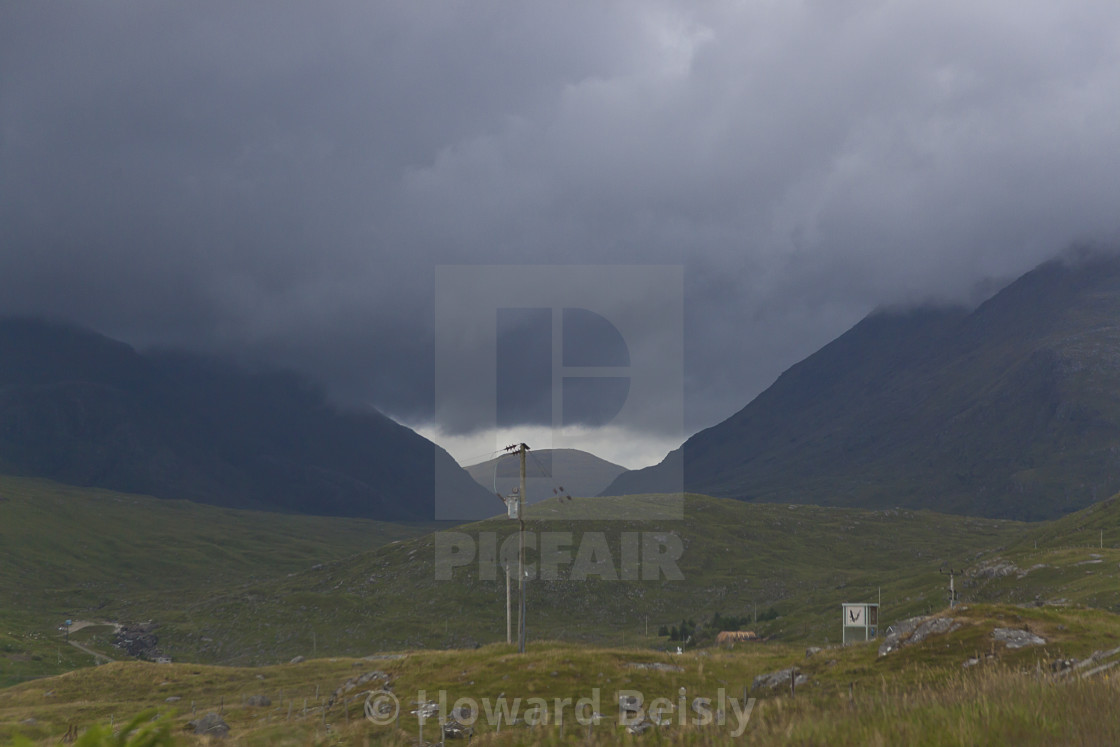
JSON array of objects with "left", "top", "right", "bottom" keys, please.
[
  {"left": 113, "top": 622, "right": 165, "bottom": 661},
  {"left": 329, "top": 670, "right": 390, "bottom": 707},
  {"left": 962, "top": 658, "right": 980, "bottom": 668},
  {"left": 442, "top": 720, "right": 473, "bottom": 739},
  {"left": 973, "top": 560, "right": 1020, "bottom": 579},
  {"left": 360, "top": 653, "right": 406, "bottom": 662},
  {"left": 165, "top": 696, "right": 182, "bottom": 703},
  {"left": 189, "top": 712, "right": 229, "bottom": 738},
  {"left": 751, "top": 667, "right": 807, "bottom": 690},
  {"left": 805, "top": 646, "right": 822, "bottom": 658},
  {"left": 246, "top": 695, "right": 271, "bottom": 707},
  {"left": 619, "top": 694, "right": 641, "bottom": 714},
  {"left": 289, "top": 655, "right": 305, "bottom": 664},
  {"left": 441, "top": 704, "right": 476, "bottom": 739},
  {"left": 878, "top": 615, "right": 961, "bottom": 656},
  {"left": 449, "top": 704, "right": 475, "bottom": 722},
  {"left": 627, "top": 720, "right": 655, "bottom": 735},
  {"left": 627, "top": 662, "right": 684, "bottom": 673},
  {"left": 1051, "top": 658, "right": 1075, "bottom": 673},
  {"left": 992, "top": 628, "right": 1046, "bottom": 649}
]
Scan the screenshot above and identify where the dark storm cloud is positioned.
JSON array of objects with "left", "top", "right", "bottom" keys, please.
[{"left": 2, "top": 0, "right": 1120, "bottom": 447}]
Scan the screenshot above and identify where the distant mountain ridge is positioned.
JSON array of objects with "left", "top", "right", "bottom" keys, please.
[
  {"left": 0, "top": 317, "right": 493, "bottom": 520},
  {"left": 605, "top": 254, "right": 1120, "bottom": 520},
  {"left": 465, "top": 448, "right": 627, "bottom": 503}
]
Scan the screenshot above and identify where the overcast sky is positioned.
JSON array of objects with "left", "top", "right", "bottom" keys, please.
[{"left": 3, "top": 1, "right": 1119, "bottom": 468}]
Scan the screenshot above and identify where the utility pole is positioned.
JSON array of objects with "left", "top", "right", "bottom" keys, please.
[
  {"left": 505, "top": 562, "right": 511, "bottom": 645},
  {"left": 519, "top": 443, "right": 527, "bottom": 654},
  {"left": 940, "top": 567, "right": 960, "bottom": 609},
  {"left": 505, "top": 443, "right": 530, "bottom": 653}
]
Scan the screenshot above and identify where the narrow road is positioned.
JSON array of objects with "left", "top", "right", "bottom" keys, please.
[
  {"left": 67, "top": 620, "right": 121, "bottom": 635},
  {"left": 61, "top": 620, "right": 121, "bottom": 664},
  {"left": 67, "top": 638, "right": 115, "bottom": 664}
]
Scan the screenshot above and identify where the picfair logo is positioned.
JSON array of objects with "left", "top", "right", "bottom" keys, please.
[{"left": 434, "top": 266, "right": 683, "bottom": 520}]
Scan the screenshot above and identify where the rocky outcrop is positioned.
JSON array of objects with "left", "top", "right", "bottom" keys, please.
[
  {"left": 328, "top": 670, "right": 391, "bottom": 708},
  {"left": 751, "top": 667, "right": 808, "bottom": 690},
  {"left": 878, "top": 615, "right": 961, "bottom": 656},
  {"left": 113, "top": 623, "right": 164, "bottom": 661},
  {"left": 992, "top": 628, "right": 1046, "bottom": 649},
  {"left": 188, "top": 713, "right": 229, "bottom": 738}
]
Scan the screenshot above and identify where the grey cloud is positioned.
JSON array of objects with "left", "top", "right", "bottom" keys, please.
[{"left": 2, "top": 0, "right": 1119, "bottom": 439}]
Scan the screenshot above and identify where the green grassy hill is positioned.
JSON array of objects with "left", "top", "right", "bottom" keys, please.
[
  {"left": 960, "top": 494, "right": 1120, "bottom": 613},
  {"left": 3, "top": 603, "right": 1120, "bottom": 745},
  {"left": 6, "top": 475, "right": 1120, "bottom": 699},
  {"left": 0, "top": 476, "right": 437, "bottom": 686},
  {"left": 151, "top": 493, "right": 1023, "bottom": 665}
]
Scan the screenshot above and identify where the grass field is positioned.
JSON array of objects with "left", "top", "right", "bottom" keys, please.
[
  {"left": 2, "top": 603, "right": 1119, "bottom": 745},
  {"left": 0, "top": 475, "right": 439, "bottom": 686},
  {"left": 5, "top": 477, "right": 1120, "bottom": 743},
  {"left": 151, "top": 493, "right": 1025, "bottom": 664}
]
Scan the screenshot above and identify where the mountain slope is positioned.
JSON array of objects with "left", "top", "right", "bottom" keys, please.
[
  {"left": 0, "top": 474, "right": 437, "bottom": 686},
  {"left": 606, "top": 255, "right": 1120, "bottom": 520},
  {"left": 152, "top": 493, "right": 1021, "bottom": 662},
  {"left": 465, "top": 448, "right": 628, "bottom": 503},
  {"left": 0, "top": 318, "right": 494, "bottom": 520}
]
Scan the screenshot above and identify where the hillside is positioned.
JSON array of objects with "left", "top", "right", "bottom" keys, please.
[
  {"left": 154, "top": 489, "right": 1120, "bottom": 667},
  {"left": 606, "top": 255, "right": 1120, "bottom": 520},
  {"left": 465, "top": 448, "right": 628, "bottom": 503},
  {"left": 0, "top": 475, "right": 437, "bottom": 686},
  {"left": 5, "top": 478, "right": 1120, "bottom": 687},
  {"left": 4, "top": 604, "right": 1120, "bottom": 745},
  {"left": 142, "top": 494, "right": 1023, "bottom": 664},
  {"left": 0, "top": 318, "right": 494, "bottom": 520}
]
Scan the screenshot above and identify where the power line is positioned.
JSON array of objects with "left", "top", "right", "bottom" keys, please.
[{"left": 527, "top": 449, "right": 571, "bottom": 502}]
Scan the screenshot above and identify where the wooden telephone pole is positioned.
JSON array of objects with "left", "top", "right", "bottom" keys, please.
[
  {"left": 940, "top": 567, "right": 960, "bottom": 609},
  {"left": 505, "top": 443, "right": 530, "bottom": 653}
]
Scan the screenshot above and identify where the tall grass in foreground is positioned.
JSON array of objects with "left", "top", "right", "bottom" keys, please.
[
  {"left": 261, "top": 667, "right": 1120, "bottom": 746},
  {"left": 11, "top": 666, "right": 1119, "bottom": 745},
  {"left": 13, "top": 710, "right": 173, "bottom": 747}
]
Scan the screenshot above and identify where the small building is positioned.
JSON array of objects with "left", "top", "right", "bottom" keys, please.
[
  {"left": 716, "top": 630, "right": 759, "bottom": 646},
  {"left": 842, "top": 603, "right": 879, "bottom": 644}
]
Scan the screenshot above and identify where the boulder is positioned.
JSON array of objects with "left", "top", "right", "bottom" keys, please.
[
  {"left": 329, "top": 670, "right": 390, "bottom": 707},
  {"left": 627, "top": 662, "right": 683, "bottom": 673},
  {"left": 992, "top": 628, "right": 1045, "bottom": 649},
  {"left": 626, "top": 720, "right": 654, "bottom": 735},
  {"left": 246, "top": 695, "right": 271, "bottom": 707},
  {"left": 751, "top": 667, "right": 807, "bottom": 690},
  {"left": 878, "top": 615, "right": 960, "bottom": 656},
  {"left": 189, "top": 713, "right": 229, "bottom": 738},
  {"left": 618, "top": 694, "right": 641, "bottom": 715}
]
